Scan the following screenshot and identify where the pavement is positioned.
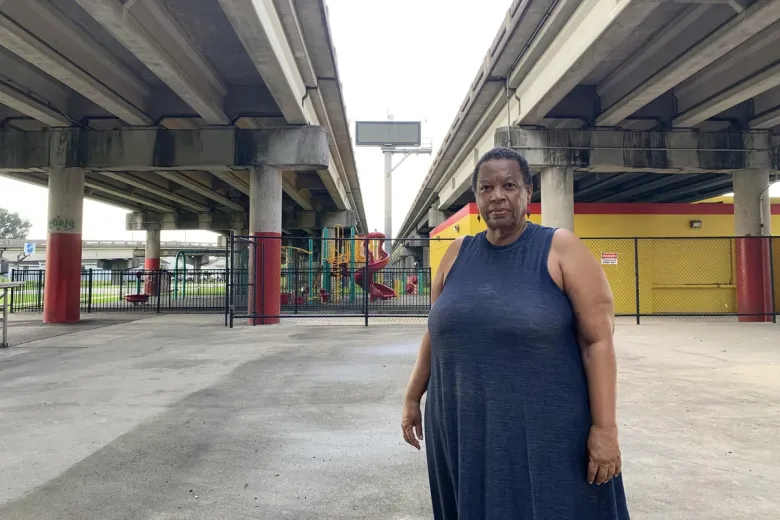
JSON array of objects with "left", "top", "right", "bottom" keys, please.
[{"left": 0, "top": 316, "right": 778, "bottom": 519}]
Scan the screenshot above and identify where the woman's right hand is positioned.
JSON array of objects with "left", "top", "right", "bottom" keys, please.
[{"left": 401, "top": 400, "right": 423, "bottom": 450}]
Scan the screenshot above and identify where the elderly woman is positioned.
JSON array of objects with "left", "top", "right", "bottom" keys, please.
[{"left": 401, "top": 147, "right": 628, "bottom": 519}]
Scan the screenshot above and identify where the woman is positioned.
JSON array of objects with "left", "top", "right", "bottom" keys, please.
[{"left": 401, "top": 147, "right": 629, "bottom": 519}]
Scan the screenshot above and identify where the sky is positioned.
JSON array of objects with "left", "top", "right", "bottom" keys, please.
[{"left": 0, "top": 0, "right": 777, "bottom": 242}]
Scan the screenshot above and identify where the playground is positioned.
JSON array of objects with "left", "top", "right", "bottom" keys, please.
[
  {"left": 0, "top": 316, "right": 778, "bottom": 519},
  {"left": 277, "top": 228, "right": 425, "bottom": 306}
]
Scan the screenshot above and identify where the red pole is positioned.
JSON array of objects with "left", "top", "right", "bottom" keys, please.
[{"left": 735, "top": 236, "right": 772, "bottom": 322}]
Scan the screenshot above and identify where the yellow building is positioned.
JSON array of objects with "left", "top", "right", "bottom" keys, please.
[{"left": 429, "top": 200, "right": 780, "bottom": 318}]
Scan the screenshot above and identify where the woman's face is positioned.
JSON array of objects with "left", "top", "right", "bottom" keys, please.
[{"left": 475, "top": 158, "right": 532, "bottom": 230}]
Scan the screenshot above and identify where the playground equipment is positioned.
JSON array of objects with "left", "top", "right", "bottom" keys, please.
[
  {"left": 329, "top": 230, "right": 396, "bottom": 303},
  {"left": 126, "top": 271, "right": 151, "bottom": 305},
  {"left": 280, "top": 245, "right": 315, "bottom": 305}
]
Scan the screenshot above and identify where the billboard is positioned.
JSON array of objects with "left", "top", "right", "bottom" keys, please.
[{"left": 355, "top": 121, "right": 421, "bottom": 147}]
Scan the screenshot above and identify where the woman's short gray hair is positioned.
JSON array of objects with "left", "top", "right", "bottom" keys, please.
[{"left": 471, "top": 147, "right": 532, "bottom": 193}]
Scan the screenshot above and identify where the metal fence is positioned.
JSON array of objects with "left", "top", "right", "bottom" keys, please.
[
  {"left": 9, "top": 268, "right": 229, "bottom": 314},
  {"left": 227, "top": 235, "right": 432, "bottom": 326},
  {"left": 580, "top": 236, "right": 779, "bottom": 323},
  {"left": 7, "top": 235, "right": 779, "bottom": 324}
]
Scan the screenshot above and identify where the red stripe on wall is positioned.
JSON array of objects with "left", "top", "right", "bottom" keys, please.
[
  {"left": 43, "top": 232, "right": 82, "bottom": 324},
  {"left": 432, "top": 202, "right": 780, "bottom": 235},
  {"left": 430, "top": 204, "right": 475, "bottom": 237}
]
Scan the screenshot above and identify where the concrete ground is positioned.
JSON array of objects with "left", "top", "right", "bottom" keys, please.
[{"left": 0, "top": 317, "right": 778, "bottom": 519}]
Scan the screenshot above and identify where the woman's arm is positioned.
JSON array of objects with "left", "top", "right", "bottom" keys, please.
[
  {"left": 551, "top": 229, "right": 621, "bottom": 484},
  {"left": 402, "top": 237, "right": 464, "bottom": 449}
]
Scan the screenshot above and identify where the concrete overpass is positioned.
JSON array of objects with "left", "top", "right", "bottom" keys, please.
[
  {"left": 0, "top": 0, "right": 365, "bottom": 323},
  {"left": 398, "top": 0, "right": 780, "bottom": 239},
  {"left": 0, "top": 238, "right": 222, "bottom": 269}
]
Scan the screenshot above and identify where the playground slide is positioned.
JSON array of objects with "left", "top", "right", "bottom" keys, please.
[{"left": 353, "top": 232, "right": 396, "bottom": 301}]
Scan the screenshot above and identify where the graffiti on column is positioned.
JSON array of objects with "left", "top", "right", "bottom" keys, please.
[{"left": 48, "top": 216, "right": 76, "bottom": 232}]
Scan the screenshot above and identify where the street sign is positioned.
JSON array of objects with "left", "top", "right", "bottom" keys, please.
[
  {"left": 355, "top": 121, "right": 421, "bottom": 147},
  {"left": 23, "top": 243, "right": 35, "bottom": 256}
]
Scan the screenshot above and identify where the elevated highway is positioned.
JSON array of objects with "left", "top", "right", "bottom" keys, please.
[
  {"left": 0, "top": 0, "right": 365, "bottom": 323},
  {"left": 399, "top": 0, "right": 780, "bottom": 239},
  {"left": 0, "top": 239, "right": 222, "bottom": 268}
]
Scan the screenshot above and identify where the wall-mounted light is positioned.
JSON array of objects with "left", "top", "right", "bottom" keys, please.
[
  {"left": 454, "top": 224, "right": 460, "bottom": 232},
  {"left": 689, "top": 220, "right": 702, "bottom": 229}
]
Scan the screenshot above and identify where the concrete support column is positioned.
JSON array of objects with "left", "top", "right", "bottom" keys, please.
[
  {"left": 44, "top": 167, "right": 84, "bottom": 324},
  {"left": 540, "top": 166, "right": 574, "bottom": 231},
  {"left": 249, "top": 166, "right": 282, "bottom": 325},
  {"left": 732, "top": 170, "right": 772, "bottom": 322}
]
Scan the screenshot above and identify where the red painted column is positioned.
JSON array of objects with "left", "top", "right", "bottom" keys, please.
[
  {"left": 249, "top": 166, "right": 282, "bottom": 325},
  {"left": 144, "top": 229, "right": 161, "bottom": 295},
  {"left": 735, "top": 237, "right": 771, "bottom": 322},
  {"left": 44, "top": 167, "right": 84, "bottom": 324},
  {"left": 733, "top": 170, "right": 772, "bottom": 323}
]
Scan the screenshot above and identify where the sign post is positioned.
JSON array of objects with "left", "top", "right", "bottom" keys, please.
[{"left": 355, "top": 120, "right": 431, "bottom": 239}]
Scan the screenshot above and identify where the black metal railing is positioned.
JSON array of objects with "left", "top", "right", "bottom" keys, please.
[
  {"left": 9, "top": 268, "right": 229, "bottom": 314},
  {"left": 7, "top": 235, "right": 779, "bottom": 324}
]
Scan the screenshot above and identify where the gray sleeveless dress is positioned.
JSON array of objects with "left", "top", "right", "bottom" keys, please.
[{"left": 425, "top": 222, "right": 629, "bottom": 519}]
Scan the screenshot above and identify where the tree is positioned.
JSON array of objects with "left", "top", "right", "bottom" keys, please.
[{"left": 0, "top": 208, "right": 32, "bottom": 239}]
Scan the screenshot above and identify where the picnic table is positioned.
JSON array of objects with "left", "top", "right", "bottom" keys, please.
[{"left": 1, "top": 282, "right": 23, "bottom": 348}]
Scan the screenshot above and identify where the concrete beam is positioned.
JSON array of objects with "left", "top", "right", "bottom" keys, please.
[
  {"left": 0, "top": 170, "right": 142, "bottom": 211},
  {"left": 0, "top": 12, "right": 151, "bottom": 125},
  {"left": 155, "top": 171, "right": 244, "bottom": 211},
  {"left": 673, "top": 20, "right": 780, "bottom": 101},
  {"left": 219, "top": 0, "right": 355, "bottom": 218},
  {"left": 126, "top": 211, "right": 247, "bottom": 231},
  {"left": 211, "top": 170, "right": 250, "bottom": 195},
  {"left": 671, "top": 0, "right": 748, "bottom": 12},
  {"left": 749, "top": 85, "right": 780, "bottom": 129},
  {"left": 218, "top": 0, "right": 307, "bottom": 124},
  {"left": 96, "top": 171, "right": 211, "bottom": 212},
  {"left": 427, "top": 207, "right": 449, "bottom": 229},
  {"left": 0, "top": 82, "right": 70, "bottom": 127},
  {"left": 597, "top": 0, "right": 780, "bottom": 126},
  {"left": 83, "top": 178, "right": 176, "bottom": 212},
  {"left": 431, "top": 0, "right": 660, "bottom": 213},
  {"left": 74, "top": 0, "right": 228, "bottom": 124},
  {"left": 750, "top": 108, "right": 780, "bottom": 129},
  {"left": 1, "top": 0, "right": 150, "bottom": 112},
  {"left": 493, "top": 127, "right": 775, "bottom": 173},
  {"left": 597, "top": 4, "right": 711, "bottom": 111},
  {"left": 513, "top": 0, "right": 660, "bottom": 124},
  {"left": 282, "top": 171, "right": 313, "bottom": 210},
  {"left": 673, "top": 61, "right": 780, "bottom": 127},
  {"left": 0, "top": 127, "right": 330, "bottom": 171}
]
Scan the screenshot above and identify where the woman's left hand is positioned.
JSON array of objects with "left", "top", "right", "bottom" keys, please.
[{"left": 587, "top": 425, "right": 622, "bottom": 485}]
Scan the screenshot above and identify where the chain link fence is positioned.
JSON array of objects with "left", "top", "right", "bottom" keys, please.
[{"left": 584, "top": 236, "right": 777, "bottom": 322}]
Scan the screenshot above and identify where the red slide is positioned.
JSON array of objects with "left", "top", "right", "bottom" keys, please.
[{"left": 353, "top": 232, "right": 396, "bottom": 302}]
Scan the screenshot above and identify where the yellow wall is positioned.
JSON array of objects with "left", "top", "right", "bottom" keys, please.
[{"left": 430, "top": 205, "right": 780, "bottom": 316}]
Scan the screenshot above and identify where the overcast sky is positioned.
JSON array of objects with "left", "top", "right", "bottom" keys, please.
[{"left": 0, "top": 0, "right": 777, "bottom": 242}]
